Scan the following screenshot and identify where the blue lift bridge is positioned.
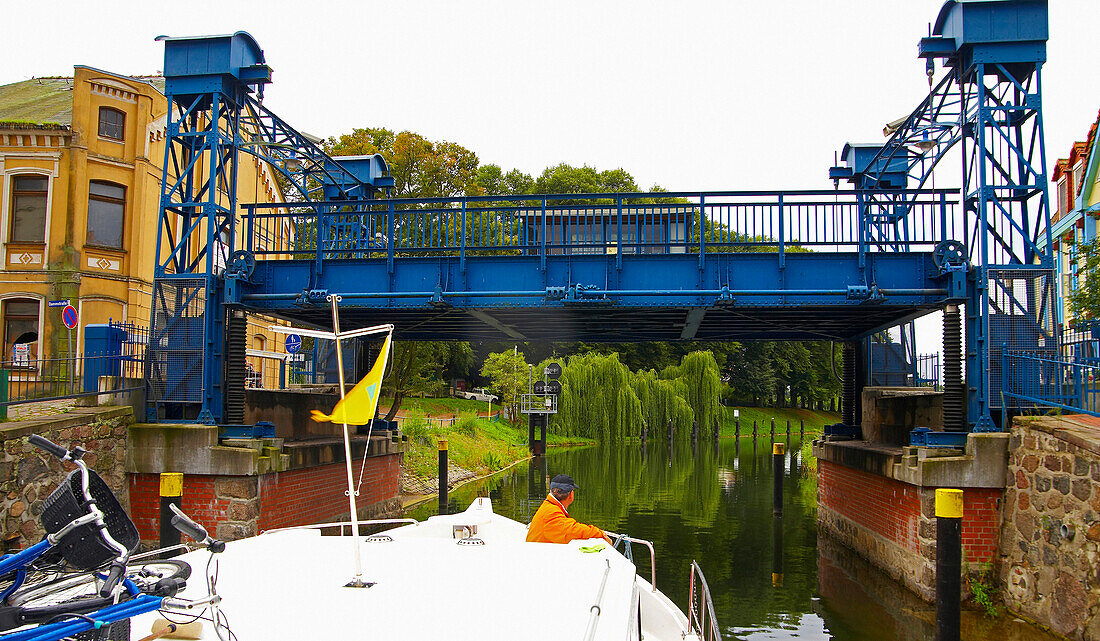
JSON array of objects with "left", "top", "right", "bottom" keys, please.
[{"left": 145, "top": 0, "right": 1056, "bottom": 441}]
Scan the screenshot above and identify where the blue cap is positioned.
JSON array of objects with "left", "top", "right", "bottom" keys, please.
[{"left": 550, "top": 474, "right": 579, "bottom": 492}]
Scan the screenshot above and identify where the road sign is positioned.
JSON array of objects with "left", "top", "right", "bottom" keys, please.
[
  {"left": 546, "top": 380, "right": 562, "bottom": 395},
  {"left": 533, "top": 381, "right": 546, "bottom": 394},
  {"left": 61, "top": 305, "right": 78, "bottom": 330},
  {"left": 48, "top": 299, "right": 70, "bottom": 308},
  {"left": 544, "top": 362, "right": 562, "bottom": 379},
  {"left": 284, "top": 334, "right": 302, "bottom": 354}
]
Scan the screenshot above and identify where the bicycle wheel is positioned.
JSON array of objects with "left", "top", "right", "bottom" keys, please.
[{"left": 8, "top": 559, "right": 190, "bottom": 608}]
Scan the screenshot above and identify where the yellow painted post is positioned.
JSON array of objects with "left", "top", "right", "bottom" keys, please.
[
  {"left": 935, "top": 488, "right": 963, "bottom": 641},
  {"left": 438, "top": 439, "right": 449, "bottom": 515},
  {"left": 159, "top": 472, "right": 184, "bottom": 555}
]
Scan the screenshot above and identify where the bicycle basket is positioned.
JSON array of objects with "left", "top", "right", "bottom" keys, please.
[{"left": 41, "top": 469, "right": 139, "bottom": 569}]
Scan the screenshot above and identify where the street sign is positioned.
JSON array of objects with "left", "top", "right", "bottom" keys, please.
[
  {"left": 48, "top": 299, "right": 70, "bottom": 308},
  {"left": 284, "top": 334, "right": 302, "bottom": 354},
  {"left": 546, "top": 380, "right": 562, "bottom": 395},
  {"left": 533, "top": 381, "right": 546, "bottom": 394},
  {"left": 544, "top": 362, "right": 562, "bottom": 379},
  {"left": 61, "top": 305, "right": 78, "bottom": 330}
]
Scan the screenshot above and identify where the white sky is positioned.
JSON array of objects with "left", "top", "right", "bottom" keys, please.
[{"left": 4, "top": 0, "right": 1098, "bottom": 355}]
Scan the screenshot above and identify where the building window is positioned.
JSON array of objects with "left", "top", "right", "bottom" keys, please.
[
  {"left": 9, "top": 175, "right": 48, "bottom": 243},
  {"left": 2, "top": 299, "right": 39, "bottom": 368},
  {"left": 87, "top": 182, "right": 125, "bottom": 248},
  {"left": 98, "top": 107, "right": 125, "bottom": 141}
]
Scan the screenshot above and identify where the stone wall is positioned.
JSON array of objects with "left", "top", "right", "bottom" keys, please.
[
  {"left": 0, "top": 407, "right": 132, "bottom": 549},
  {"left": 1000, "top": 416, "right": 1100, "bottom": 640}
]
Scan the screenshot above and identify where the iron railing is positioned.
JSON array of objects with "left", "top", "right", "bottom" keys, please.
[
  {"left": 916, "top": 352, "right": 941, "bottom": 390},
  {"left": 687, "top": 560, "right": 722, "bottom": 641},
  {"left": 0, "top": 321, "right": 147, "bottom": 417},
  {"left": 1002, "top": 348, "right": 1100, "bottom": 416},
  {"left": 240, "top": 189, "right": 959, "bottom": 264}
]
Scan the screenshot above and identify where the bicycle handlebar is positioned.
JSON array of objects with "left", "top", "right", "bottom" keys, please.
[
  {"left": 28, "top": 434, "right": 68, "bottom": 460},
  {"left": 99, "top": 561, "right": 126, "bottom": 598},
  {"left": 168, "top": 504, "right": 208, "bottom": 542}
]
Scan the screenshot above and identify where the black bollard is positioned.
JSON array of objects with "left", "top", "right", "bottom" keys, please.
[
  {"left": 735, "top": 418, "right": 740, "bottom": 438},
  {"left": 786, "top": 419, "right": 791, "bottom": 437},
  {"left": 935, "top": 489, "right": 963, "bottom": 641},
  {"left": 159, "top": 473, "right": 183, "bottom": 557},
  {"left": 772, "top": 442, "right": 785, "bottom": 515},
  {"left": 438, "top": 438, "right": 449, "bottom": 515},
  {"left": 770, "top": 419, "right": 775, "bottom": 438},
  {"left": 800, "top": 419, "right": 804, "bottom": 438},
  {"left": 753, "top": 420, "right": 758, "bottom": 438},
  {"left": 668, "top": 419, "right": 674, "bottom": 445}
]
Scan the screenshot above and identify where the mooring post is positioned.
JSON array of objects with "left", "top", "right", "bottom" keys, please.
[
  {"left": 800, "top": 419, "right": 804, "bottom": 438},
  {"left": 772, "top": 442, "right": 785, "bottom": 515},
  {"left": 438, "top": 438, "right": 449, "bottom": 515},
  {"left": 770, "top": 419, "right": 775, "bottom": 438},
  {"left": 692, "top": 420, "right": 698, "bottom": 442},
  {"left": 538, "top": 414, "right": 547, "bottom": 456},
  {"left": 668, "top": 419, "right": 673, "bottom": 443},
  {"left": 528, "top": 414, "right": 536, "bottom": 454},
  {"left": 935, "top": 489, "right": 963, "bottom": 641},
  {"left": 786, "top": 419, "right": 791, "bottom": 437},
  {"left": 159, "top": 472, "right": 183, "bottom": 556},
  {"left": 735, "top": 418, "right": 740, "bottom": 438},
  {"left": 753, "top": 420, "right": 758, "bottom": 438}
]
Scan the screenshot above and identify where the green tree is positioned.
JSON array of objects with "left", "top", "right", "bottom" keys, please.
[
  {"left": 480, "top": 349, "right": 529, "bottom": 422},
  {"left": 1070, "top": 239, "right": 1100, "bottom": 323}
]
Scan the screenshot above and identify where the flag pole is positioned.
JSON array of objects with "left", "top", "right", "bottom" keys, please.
[{"left": 328, "top": 294, "right": 368, "bottom": 587}]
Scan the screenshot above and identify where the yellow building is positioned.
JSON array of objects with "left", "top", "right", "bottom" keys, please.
[{"left": 0, "top": 66, "right": 286, "bottom": 390}]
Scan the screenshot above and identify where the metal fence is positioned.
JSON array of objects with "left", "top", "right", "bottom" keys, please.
[
  {"left": 0, "top": 321, "right": 147, "bottom": 417},
  {"left": 916, "top": 353, "right": 941, "bottom": 390},
  {"left": 241, "top": 189, "right": 960, "bottom": 263},
  {"left": 1002, "top": 349, "right": 1100, "bottom": 416}
]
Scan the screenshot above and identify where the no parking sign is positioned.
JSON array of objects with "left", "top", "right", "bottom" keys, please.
[{"left": 62, "top": 305, "right": 78, "bottom": 330}]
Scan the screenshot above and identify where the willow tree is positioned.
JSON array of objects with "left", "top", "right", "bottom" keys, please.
[
  {"left": 554, "top": 352, "right": 644, "bottom": 442},
  {"left": 660, "top": 351, "right": 722, "bottom": 438}
]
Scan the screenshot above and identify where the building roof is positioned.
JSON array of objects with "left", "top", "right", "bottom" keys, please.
[
  {"left": 0, "top": 77, "right": 75, "bottom": 127},
  {"left": 0, "top": 71, "right": 166, "bottom": 129}
]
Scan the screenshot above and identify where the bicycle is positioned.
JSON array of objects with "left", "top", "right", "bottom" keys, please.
[{"left": 0, "top": 435, "right": 231, "bottom": 641}]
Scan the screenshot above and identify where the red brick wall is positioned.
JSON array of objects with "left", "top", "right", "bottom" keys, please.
[
  {"left": 129, "top": 474, "right": 234, "bottom": 543},
  {"left": 819, "top": 461, "right": 923, "bottom": 552},
  {"left": 257, "top": 454, "right": 399, "bottom": 531},
  {"left": 128, "top": 454, "right": 400, "bottom": 543},
  {"left": 819, "top": 460, "right": 1001, "bottom": 564}
]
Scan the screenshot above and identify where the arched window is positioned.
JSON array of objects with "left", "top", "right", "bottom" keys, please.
[
  {"left": 87, "top": 181, "right": 125, "bottom": 248},
  {"left": 8, "top": 175, "right": 47, "bottom": 243},
  {"left": 2, "top": 298, "right": 39, "bottom": 368},
  {"left": 98, "top": 107, "right": 125, "bottom": 141}
]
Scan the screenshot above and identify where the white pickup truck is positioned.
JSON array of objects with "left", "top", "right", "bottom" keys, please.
[{"left": 456, "top": 387, "right": 498, "bottom": 402}]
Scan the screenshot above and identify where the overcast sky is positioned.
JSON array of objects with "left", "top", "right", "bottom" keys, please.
[
  {"left": 5, "top": 0, "right": 1097, "bottom": 191},
  {"left": 5, "top": 0, "right": 1098, "bottom": 356}
]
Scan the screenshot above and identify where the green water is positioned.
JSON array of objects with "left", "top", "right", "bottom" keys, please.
[{"left": 408, "top": 438, "right": 1057, "bottom": 641}]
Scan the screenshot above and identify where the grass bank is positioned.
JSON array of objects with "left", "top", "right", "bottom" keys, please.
[
  {"left": 380, "top": 395, "right": 497, "bottom": 419},
  {"left": 719, "top": 406, "right": 839, "bottom": 437},
  {"left": 400, "top": 411, "right": 593, "bottom": 483}
]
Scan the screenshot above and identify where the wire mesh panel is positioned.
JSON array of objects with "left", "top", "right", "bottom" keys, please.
[
  {"left": 987, "top": 268, "right": 1057, "bottom": 409},
  {"left": 147, "top": 279, "right": 207, "bottom": 405}
]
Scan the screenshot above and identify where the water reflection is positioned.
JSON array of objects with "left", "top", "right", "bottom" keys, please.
[{"left": 407, "top": 438, "right": 1059, "bottom": 641}]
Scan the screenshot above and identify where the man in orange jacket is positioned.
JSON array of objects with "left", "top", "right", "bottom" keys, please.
[{"left": 526, "top": 474, "right": 612, "bottom": 544}]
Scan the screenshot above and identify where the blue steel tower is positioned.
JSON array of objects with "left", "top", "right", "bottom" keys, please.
[
  {"left": 146, "top": 32, "right": 385, "bottom": 423},
  {"left": 832, "top": 0, "right": 1054, "bottom": 431}
]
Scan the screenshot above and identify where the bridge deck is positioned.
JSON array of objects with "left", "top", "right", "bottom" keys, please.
[{"left": 222, "top": 190, "right": 960, "bottom": 341}]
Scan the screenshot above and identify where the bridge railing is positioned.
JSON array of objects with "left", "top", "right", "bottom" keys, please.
[
  {"left": 1002, "top": 348, "right": 1100, "bottom": 417},
  {"left": 239, "top": 189, "right": 959, "bottom": 262}
]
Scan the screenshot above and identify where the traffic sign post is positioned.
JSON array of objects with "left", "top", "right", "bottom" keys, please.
[{"left": 61, "top": 305, "right": 77, "bottom": 393}]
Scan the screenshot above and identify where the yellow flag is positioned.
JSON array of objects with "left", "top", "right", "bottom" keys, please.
[{"left": 311, "top": 332, "right": 392, "bottom": 425}]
